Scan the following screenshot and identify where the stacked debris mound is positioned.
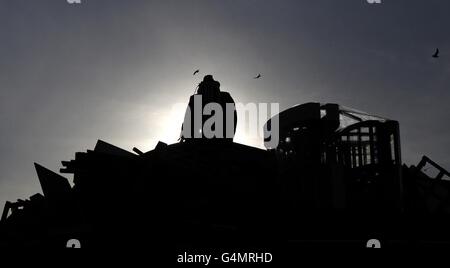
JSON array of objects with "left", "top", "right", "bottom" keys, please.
[
  {"left": 0, "top": 140, "right": 278, "bottom": 248},
  {"left": 403, "top": 156, "right": 450, "bottom": 214},
  {"left": 1, "top": 101, "right": 450, "bottom": 248}
]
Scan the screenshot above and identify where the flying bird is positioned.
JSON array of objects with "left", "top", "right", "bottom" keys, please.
[
  {"left": 432, "top": 48, "right": 440, "bottom": 58},
  {"left": 193, "top": 69, "right": 200, "bottom": 75},
  {"left": 254, "top": 74, "right": 262, "bottom": 79}
]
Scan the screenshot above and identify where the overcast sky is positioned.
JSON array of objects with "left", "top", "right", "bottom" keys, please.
[{"left": 1, "top": 0, "right": 449, "bottom": 206}]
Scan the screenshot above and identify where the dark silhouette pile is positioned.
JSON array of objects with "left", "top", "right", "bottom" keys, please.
[{"left": 1, "top": 76, "right": 449, "bottom": 249}]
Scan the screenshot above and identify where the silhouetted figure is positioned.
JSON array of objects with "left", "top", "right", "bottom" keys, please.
[
  {"left": 254, "top": 73, "right": 262, "bottom": 79},
  {"left": 193, "top": 69, "right": 200, "bottom": 75},
  {"left": 432, "top": 48, "right": 440, "bottom": 58},
  {"left": 197, "top": 74, "right": 220, "bottom": 96},
  {"left": 181, "top": 75, "right": 237, "bottom": 142}
]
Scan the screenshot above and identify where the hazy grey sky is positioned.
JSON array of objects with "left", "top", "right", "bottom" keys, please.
[{"left": 1, "top": 0, "right": 449, "bottom": 206}]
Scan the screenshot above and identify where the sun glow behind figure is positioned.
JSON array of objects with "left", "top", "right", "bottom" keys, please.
[
  {"left": 155, "top": 100, "right": 268, "bottom": 150},
  {"left": 138, "top": 74, "right": 274, "bottom": 150}
]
